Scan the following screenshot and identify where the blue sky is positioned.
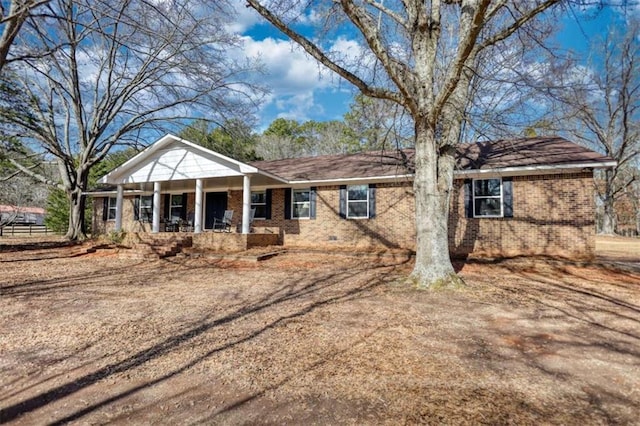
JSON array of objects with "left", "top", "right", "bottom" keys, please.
[{"left": 230, "top": 2, "right": 635, "bottom": 131}]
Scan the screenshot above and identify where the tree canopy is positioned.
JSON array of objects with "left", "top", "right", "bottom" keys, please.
[
  {"left": 180, "top": 119, "right": 261, "bottom": 162},
  {"left": 0, "top": 0, "right": 263, "bottom": 240}
]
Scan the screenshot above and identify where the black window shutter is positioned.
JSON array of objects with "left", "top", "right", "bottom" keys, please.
[
  {"left": 102, "top": 197, "right": 108, "bottom": 221},
  {"left": 368, "top": 184, "right": 376, "bottom": 218},
  {"left": 339, "top": 185, "right": 347, "bottom": 219},
  {"left": 181, "top": 192, "right": 188, "bottom": 220},
  {"left": 163, "top": 194, "right": 170, "bottom": 220},
  {"left": 464, "top": 179, "right": 473, "bottom": 218},
  {"left": 503, "top": 177, "right": 513, "bottom": 218},
  {"left": 284, "top": 188, "right": 291, "bottom": 219},
  {"left": 134, "top": 196, "right": 140, "bottom": 221},
  {"left": 265, "top": 189, "right": 272, "bottom": 220},
  {"left": 309, "top": 187, "right": 317, "bottom": 219}
]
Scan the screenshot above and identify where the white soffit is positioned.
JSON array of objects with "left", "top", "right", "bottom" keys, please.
[
  {"left": 123, "top": 145, "right": 243, "bottom": 183},
  {"left": 101, "top": 134, "right": 260, "bottom": 184}
]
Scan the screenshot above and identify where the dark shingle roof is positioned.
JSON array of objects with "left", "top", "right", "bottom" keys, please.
[
  {"left": 251, "top": 150, "right": 414, "bottom": 181},
  {"left": 250, "top": 136, "right": 614, "bottom": 182},
  {"left": 455, "top": 137, "right": 613, "bottom": 170}
]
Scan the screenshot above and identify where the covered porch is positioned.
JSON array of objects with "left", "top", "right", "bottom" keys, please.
[{"left": 96, "top": 134, "right": 286, "bottom": 239}]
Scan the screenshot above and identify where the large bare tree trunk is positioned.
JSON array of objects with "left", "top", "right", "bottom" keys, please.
[
  {"left": 598, "top": 169, "right": 619, "bottom": 235},
  {"left": 600, "top": 199, "right": 617, "bottom": 235},
  {"left": 410, "top": 121, "right": 463, "bottom": 288},
  {"left": 66, "top": 187, "right": 86, "bottom": 240}
]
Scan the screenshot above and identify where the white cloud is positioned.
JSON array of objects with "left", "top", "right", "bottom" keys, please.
[
  {"left": 223, "top": 2, "right": 366, "bottom": 123},
  {"left": 275, "top": 92, "right": 322, "bottom": 120},
  {"left": 241, "top": 36, "right": 335, "bottom": 89},
  {"left": 235, "top": 35, "right": 355, "bottom": 121},
  {"left": 225, "top": 0, "right": 317, "bottom": 33},
  {"left": 225, "top": 0, "right": 264, "bottom": 33},
  {"left": 329, "top": 36, "right": 363, "bottom": 59}
]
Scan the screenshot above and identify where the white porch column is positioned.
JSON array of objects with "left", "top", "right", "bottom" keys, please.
[
  {"left": 115, "top": 184, "right": 124, "bottom": 231},
  {"left": 241, "top": 175, "right": 251, "bottom": 234},
  {"left": 194, "top": 178, "right": 203, "bottom": 233},
  {"left": 152, "top": 181, "right": 161, "bottom": 233}
]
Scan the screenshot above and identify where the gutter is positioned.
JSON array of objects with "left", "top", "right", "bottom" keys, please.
[
  {"left": 454, "top": 161, "right": 618, "bottom": 178},
  {"left": 86, "top": 160, "right": 617, "bottom": 194},
  {"left": 287, "top": 174, "right": 414, "bottom": 186}
]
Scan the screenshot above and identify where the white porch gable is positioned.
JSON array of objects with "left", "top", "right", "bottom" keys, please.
[{"left": 100, "top": 134, "right": 259, "bottom": 185}]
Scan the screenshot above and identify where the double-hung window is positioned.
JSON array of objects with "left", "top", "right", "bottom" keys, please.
[
  {"left": 292, "top": 188, "right": 310, "bottom": 219},
  {"left": 106, "top": 197, "right": 117, "bottom": 220},
  {"left": 346, "top": 185, "right": 369, "bottom": 219},
  {"left": 170, "top": 194, "right": 183, "bottom": 222},
  {"left": 340, "top": 184, "right": 375, "bottom": 219},
  {"left": 139, "top": 195, "right": 153, "bottom": 222},
  {"left": 473, "top": 178, "right": 503, "bottom": 217},
  {"left": 251, "top": 191, "right": 267, "bottom": 219}
]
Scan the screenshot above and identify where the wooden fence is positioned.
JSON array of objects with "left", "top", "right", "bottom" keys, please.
[{"left": 0, "top": 225, "right": 56, "bottom": 237}]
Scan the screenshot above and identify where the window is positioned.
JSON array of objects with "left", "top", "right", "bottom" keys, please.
[
  {"left": 339, "top": 184, "right": 376, "bottom": 219},
  {"left": 347, "top": 185, "right": 369, "bottom": 218},
  {"left": 473, "top": 178, "right": 502, "bottom": 217},
  {"left": 292, "top": 188, "right": 310, "bottom": 219},
  {"left": 251, "top": 191, "right": 266, "bottom": 219},
  {"left": 106, "top": 197, "right": 117, "bottom": 220},
  {"left": 139, "top": 195, "right": 153, "bottom": 222},
  {"left": 170, "top": 194, "right": 183, "bottom": 222}
]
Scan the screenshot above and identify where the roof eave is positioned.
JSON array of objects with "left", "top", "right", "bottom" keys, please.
[
  {"left": 454, "top": 161, "right": 617, "bottom": 178},
  {"left": 287, "top": 174, "right": 414, "bottom": 186},
  {"left": 251, "top": 168, "right": 289, "bottom": 184},
  {"left": 83, "top": 189, "right": 145, "bottom": 197}
]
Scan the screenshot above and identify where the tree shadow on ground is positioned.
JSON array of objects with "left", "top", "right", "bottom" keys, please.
[
  {"left": 0, "top": 256, "right": 405, "bottom": 424},
  {"left": 457, "top": 257, "right": 640, "bottom": 422}
]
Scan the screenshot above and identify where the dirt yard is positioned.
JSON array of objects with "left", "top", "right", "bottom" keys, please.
[{"left": 1, "top": 237, "right": 639, "bottom": 424}]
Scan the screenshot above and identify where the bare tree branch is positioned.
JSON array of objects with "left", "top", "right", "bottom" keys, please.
[
  {"left": 1, "top": 0, "right": 264, "bottom": 239},
  {"left": 0, "top": 0, "right": 50, "bottom": 72},
  {"left": 246, "top": 0, "right": 404, "bottom": 105}
]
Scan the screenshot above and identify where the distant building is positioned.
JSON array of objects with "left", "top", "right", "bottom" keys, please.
[{"left": 0, "top": 205, "right": 46, "bottom": 225}]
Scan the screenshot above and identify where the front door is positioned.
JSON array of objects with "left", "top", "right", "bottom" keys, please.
[{"left": 205, "top": 192, "right": 227, "bottom": 230}]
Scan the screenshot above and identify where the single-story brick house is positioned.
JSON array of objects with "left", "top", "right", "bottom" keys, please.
[
  {"left": 91, "top": 134, "right": 615, "bottom": 258},
  {"left": 0, "top": 205, "right": 46, "bottom": 225}
]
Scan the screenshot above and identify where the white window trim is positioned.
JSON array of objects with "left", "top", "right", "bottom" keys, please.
[
  {"left": 139, "top": 195, "right": 153, "bottom": 223},
  {"left": 107, "top": 197, "right": 117, "bottom": 221},
  {"left": 251, "top": 191, "right": 266, "bottom": 220},
  {"left": 169, "top": 194, "right": 183, "bottom": 222},
  {"left": 292, "top": 188, "right": 311, "bottom": 219},
  {"left": 472, "top": 178, "right": 503, "bottom": 218},
  {"left": 346, "top": 184, "right": 369, "bottom": 219}
]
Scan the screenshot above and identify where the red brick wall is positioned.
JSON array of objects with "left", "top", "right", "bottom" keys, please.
[
  {"left": 244, "top": 183, "right": 416, "bottom": 250},
  {"left": 93, "top": 196, "right": 151, "bottom": 235},
  {"left": 449, "top": 173, "right": 595, "bottom": 259},
  {"left": 250, "top": 172, "right": 595, "bottom": 258},
  {"left": 93, "top": 171, "right": 596, "bottom": 258}
]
